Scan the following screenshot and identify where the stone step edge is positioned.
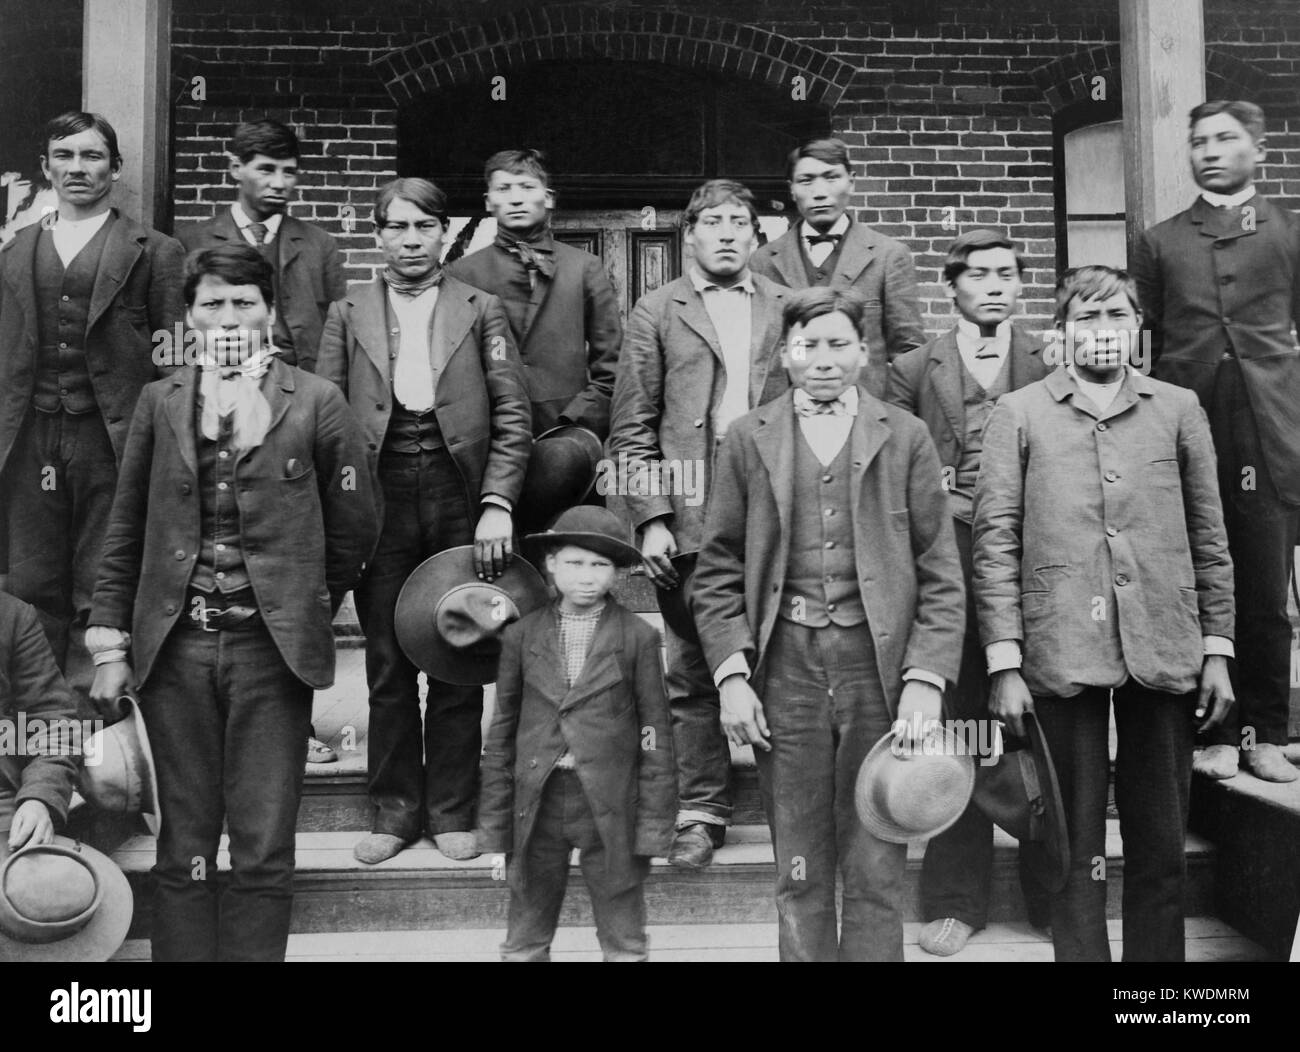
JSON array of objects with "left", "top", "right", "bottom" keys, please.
[{"left": 110, "top": 820, "right": 1215, "bottom": 877}]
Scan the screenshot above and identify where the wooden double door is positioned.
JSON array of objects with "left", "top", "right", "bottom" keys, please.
[{"left": 550, "top": 210, "right": 683, "bottom": 323}]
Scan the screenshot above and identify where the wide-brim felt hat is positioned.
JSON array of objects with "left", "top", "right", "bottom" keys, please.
[
  {"left": 79, "top": 694, "right": 161, "bottom": 837},
  {"left": 395, "top": 545, "right": 550, "bottom": 686},
  {"left": 855, "top": 727, "right": 976, "bottom": 843},
  {"left": 524, "top": 505, "right": 642, "bottom": 567},
  {"left": 972, "top": 713, "right": 1069, "bottom": 893},
  {"left": 654, "top": 551, "right": 700, "bottom": 643},
  {"left": 516, "top": 425, "right": 604, "bottom": 534},
  {"left": 0, "top": 835, "right": 133, "bottom": 962}
]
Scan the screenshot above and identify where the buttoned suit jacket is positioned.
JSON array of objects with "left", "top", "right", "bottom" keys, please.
[
  {"left": 1132, "top": 195, "right": 1300, "bottom": 503},
  {"left": 0, "top": 209, "right": 185, "bottom": 479},
  {"left": 87, "top": 359, "right": 379, "bottom": 689},
  {"left": 691, "top": 387, "right": 966, "bottom": 707},
  {"left": 972, "top": 368, "right": 1235, "bottom": 698},
  {"left": 315, "top": 275, "right": 532, "bottom": 520},
  {"left": 449, "top": 239, "right": 623, "bottom": 438},
  {"left": 477, "top": 600, "right": 677, "bottom": 893},
  {"left": 175, "top": 210, "right": 348, "bottom": 373},
  {"left": 606, "top": 272, "right": 790, "bottom": 553},
  {"left": 0, "top": 592, "right": 79, "bottom": 832},
  {"left": 749, "top": 220, "right": 925, "bottom": 397},
  {"left": 885, "top": 322, "right": 1049, "bottom": 478}
]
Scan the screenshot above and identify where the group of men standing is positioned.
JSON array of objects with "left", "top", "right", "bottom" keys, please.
[{"left": 0, "top": 96, "right": 1296, "bottom": 963}]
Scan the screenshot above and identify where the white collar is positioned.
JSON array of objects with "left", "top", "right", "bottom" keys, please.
[
  {"left": 1066, "top": 363, "right": 1128, "bottom": 390},
  {"left": 689, "top": 266, "right": 755, "bottom": 294},
  {"left": 800, "top": 214, "right": 850, "bottom": 242},
  {"left": 1200, "top": 185, "right": 1257, "bottom": 209},
  {"left": 52, "top": 209, "right": 111, "bottom": 232},
  {"left": 794, "top": 385, "right": 859, "bottom": 414},
  {"left": 231, "top": 202, "right": 283, "bottom": 234},
  {"left": 955, "top": 317, "right": 1011, "bottom": 347}
]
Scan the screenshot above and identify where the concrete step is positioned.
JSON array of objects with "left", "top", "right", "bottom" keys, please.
[
  {"left": 298, "top": 762, "right": 766, "bottom": 831},
  {"left": 109, "top": 819, "right": 1218, "bottom": 942},
  {"left": 109, "top": 915, "right": 1269, "bottom": 962}
]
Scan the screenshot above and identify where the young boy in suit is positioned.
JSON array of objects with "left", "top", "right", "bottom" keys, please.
[
  {"left": 477, "top": 506, "right": 677, "bottom": 961},
  {"left": 886, "top": 229, "right": 1049, "bottom": 955},
  {"left": 974, "top": 265, "right": 1236, "bottom": 961},
  {"left": 691, "top": 286, "right": 966, "bottom": 961}
]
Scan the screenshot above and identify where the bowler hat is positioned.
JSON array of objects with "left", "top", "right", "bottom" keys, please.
[
  {"left": 79, "top": 695, "right": 161, "bottom": 836},
  {"left": 854, "top": 727, "right": 976, "bottom": 843},
  {"left": 654, "top": 551, "right": 700, "bottom": 643},
  {"left": 525, "top": 506, "right": 642, "bottom": 567},
  {"left": 0, "top": 835, "right": 133, "bottom": 962},
  {"left": 394, "top": 546, "right": 550, "bottom": 685},
  {"left": 516, "top": 425, "right": 604, "bottom": 533},
  {"left": 971, "top": 713, "right": 1069, "bottom": 893}
]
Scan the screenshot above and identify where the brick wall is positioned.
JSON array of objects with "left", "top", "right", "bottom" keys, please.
[{"left": 158, "top": 0, "right": 1300, "bottom": 333}]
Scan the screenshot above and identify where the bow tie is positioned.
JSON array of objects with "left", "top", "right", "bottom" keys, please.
[
  {"left": 805, "top": 232, "right": 842, "bottom": 246},
  {"left": 794, "top": 390, "right": 855, "bottom": 417},
  {"left": 974, "top": 340, "right": 1001, "bottom": 360}
]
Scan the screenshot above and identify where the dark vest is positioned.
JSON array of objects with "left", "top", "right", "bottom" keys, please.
[
  {"left": 190, "top": 390, "right": 252, "bottom": 595},
  {"left": 252, "top": 228, "right": 296, "bottom": 361},
  {"left": 778, "top": 430, "right": 866, "bottom": 628},
  {"left": 381, "top": 291, "right": 446, "bottom": 455},
  {"left": 799, "top": 224, "right": 849, "bottom": 286},
  {"left": 951, "top": 352, "right": 1012, "bottom": 522},
  {"left": 33, "top": 215, "right": 115, "bottom": 414}
]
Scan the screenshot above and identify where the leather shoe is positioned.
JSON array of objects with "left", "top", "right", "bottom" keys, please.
[
  {"left": 918, "top": 917, "right": 976, "bottom": 956},
  {"left": 1243, "top": 743, "right": 1299, "bottom": 783},
  {"left": 667, "top": 823, "right": 721, "bottom": 870},
  {"left": 434, "top": 831, "right": 481, "bottom": 860},
  {"left": 1193, "top": 744, "right": 1239, "bottom": 780},
  {"left": 353, "top": 832, "right": 410, "bottom": 865}
]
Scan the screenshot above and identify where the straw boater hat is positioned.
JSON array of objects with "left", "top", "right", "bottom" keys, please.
[
  {"left": 524, "top": 506, "right": 643, "bottom": 567},
  {"left": 854, "top": 726, "right": 976, "bottom": 843},
  {"left": 971, "top": 713, "right": 1069, "bottom": 893},
  {"left": 0, "top": 835, "right": 133, "bottom": 962},
  {"left": 394, "top": 546, "right": 550, "bottom": 686},
  {"left": 79, "top": 695, "right": 161, "bottom": 836},
  {"left": 515, "top": 425, "right": 604, "bottom": 534}
]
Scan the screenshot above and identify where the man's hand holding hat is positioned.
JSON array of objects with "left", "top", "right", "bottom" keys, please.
[{"left": 7, "top": 800, "right": 54, "bottom": 851}]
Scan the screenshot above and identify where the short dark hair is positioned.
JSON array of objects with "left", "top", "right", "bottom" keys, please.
[
  {"left": 483, "top": 148, "right": 551, "bottom": 189},
  {"left": 683, "top": 179, "right": 758, "bottom": 230},
  {"left": 43, "top": 111, "right": 121, "bottom": 167},
  {"left": 781, "top": 286, "right": 869, "bottom": 339},
  {"left": 229, "top": 118, "right": 300, "bottom": 162},
  {"left": 1189, "top": 100, "right": 1266, "bottom": 142},
  {"left": 786, "top": 137, "right": 853, "bottom": 182},
  {"left": 183, "top": 245, "right": 275, "bottom": 308},
  {"left": 1054, "top": 265, "right": 1142, "bottom": 326},
  {"left": 943, "top": 229, "right": 1026, "bottom": 285},
  {"left": 373, "top": 177, "right": 449, "bottom": 227}
]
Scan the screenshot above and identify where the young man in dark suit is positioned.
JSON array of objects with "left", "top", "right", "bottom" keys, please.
[
  {"left": 1132, "top": 100, "right": 1300, "bottom": 784},
  {"left": 886, "top": 229, "right": 1049, "bottom": 955},
  {"left": 176, "top": 118, "right": 350, "bottom": 763},
  {"left": 85, "top": 244, "right": 378, "bottom": 962},
  {"left": 317, "top": 178, "right": 532, "bottom": 866},
  {"left": 691, "top": 286, "right": 966, "bottom": 960},
  {"left": 449, "top": 149, "right": 622, "bottom": 441},
  {"left": 750, "top": 137, "right": 925, "bottom": 398},
  {"left": 0, "top": 111, "right": 184, "bottom": 716},
  {"left": 608, "top": 179, "right": 790, "bottom": 869},
  {"left": 175, "top": 118, "right": 347, "bottom": 375},
  {"left": 974, "top": 266, "right": 1236, "bottom": 961}
]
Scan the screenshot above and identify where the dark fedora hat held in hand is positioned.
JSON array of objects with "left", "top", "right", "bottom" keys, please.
[
  {"left": 395, "top": 546, "right": 550, "bottom": 686},
  {"left": 524, "top": 506, "right": 642, "bottom": 567},
  {"left": 654, "top": 551, "right": 700, "bottom": 643},
  {"left": 79, "top": 694, "right": 161, "bottom": 836},
  {"left": 971, "top": 713, "right": 1069, "bottom": 893},
  {"left": 516, "top": 425, "right": 604, "bottom": 534},
  {"left": 0, "top": 836, "right": 133, "bottom": 962},
  {"left": 855, "top": 726, "right": 976, "bottom": 843}
]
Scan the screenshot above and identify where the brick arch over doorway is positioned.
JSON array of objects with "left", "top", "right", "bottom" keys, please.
[
  {"left": 370, "top": 5, "right": 859, "bottom": 108},
  {"left": 1030, "top": 44, "right": 1271, "bottom": 111}
]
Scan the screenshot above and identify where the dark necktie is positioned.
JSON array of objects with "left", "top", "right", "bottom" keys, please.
[
  {"left": 248, "top": 222, "right": 269, "bottom": 246},
  {"left": 805, "top": 232, "right": 842, "bottom": 246}
]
